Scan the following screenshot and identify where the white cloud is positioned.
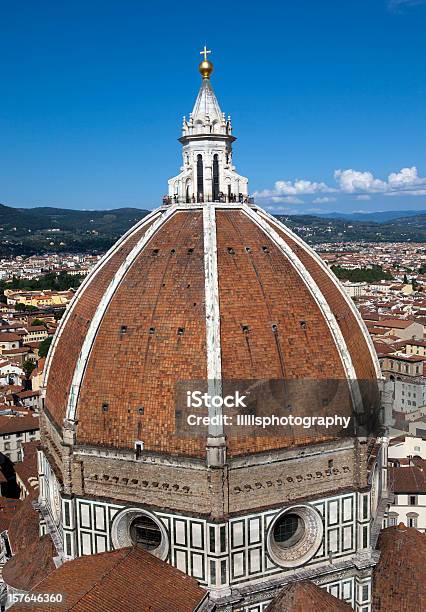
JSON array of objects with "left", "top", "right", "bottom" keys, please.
[
  {"left": 334, "top": 169, "right": 387, "bottom": 193},
  {"left": 265, "top": 204, "right": 294, "bottom": 214},
  {"left": 270, "top": 196, "right": 304, "bottom": 204},
  {"left": 388, "top": 0, "right": 426, "bottom": 12},
  {"left": 385, "top": 189, "right": 426, "bottom": 197},
  {"left": 256, "top": 166, "right": 426, "bottom": 205},
  {"left": 312, "top": 196, "right": 337, "bottom": 204},
  {"left": 388, "top": 166, "right": 422, "bottom": 187},
  {"left": 274, "top": 179, "right": 332, "bottom": 195},
  {"left": 254, "top": 179, "right": 333, "bottom": 200}
]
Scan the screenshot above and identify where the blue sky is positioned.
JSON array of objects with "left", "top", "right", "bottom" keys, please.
[{"left": 1, "top": 0, "right": 426, "bottom": 214}]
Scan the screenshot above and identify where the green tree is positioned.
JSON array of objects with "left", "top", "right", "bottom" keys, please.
[
  {"left": 331, "top": 265, "right": 393, "bottom": 283},
  {"left": 38, "top": 336, "right": 53, "bottom": 358},
  {"left": 15, "top": 303, "right": 38, "bottom": 312},
  {"left": 0, "top": 272, "right": 85, "bottom": 294},
  {"left": 22, "top": 359, "right": 36, "bottom": 378},
  {"left": 30, "top": 318, "right": 46, "bottom": 327},
  {"left": 54, "top": 308, "right": 65, "bottom": 321}
]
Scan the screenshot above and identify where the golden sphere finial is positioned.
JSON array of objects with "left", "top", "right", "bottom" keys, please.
[{"left": 199, "top": 45, "right": 213, "bottom": 79}]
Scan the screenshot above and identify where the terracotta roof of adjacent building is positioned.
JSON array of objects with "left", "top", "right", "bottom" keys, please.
[
  {"left": 388, "top": 459, "right": 426, "bottom": 493},
  {"left": 14, "top": 441, "right": 39, "bottom": 493},
  {"left": 377, "top": 319, "right": 416, "bottom": 329},
  {"left": 265, "top": 580, "right": 351, "bottom": 611},
  {"left": 0, "top": 413, "right": 39, "bottom": 435},
  {"left": 10, "top": 545, "right": 207, "bottom": 612},
  {"left": 0, "top": 333, "right": 21, "bottom": 342},
  {"left": 7, "top": 494, "right": 40, "bottom": 553},
  {"left": 2, "top": 534, "right": 56, "bottom": 591},
  {"left": 373, "top": 525, "right": 426, "bottom": 611},
  {"left": 0, "top": 497, "right": 21, "bottom": 533}
]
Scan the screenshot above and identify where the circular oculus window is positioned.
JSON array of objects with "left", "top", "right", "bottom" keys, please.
[
  {"left": 111, "top": 508, "right": 169, "bottom": 560},
  {"left": 267, "top": 504, "right": 323, "bottom": 568}
]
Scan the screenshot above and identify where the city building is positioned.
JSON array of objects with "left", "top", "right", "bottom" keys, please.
[
  {"left": 341, "top": 282, "right": 368, "bottom": 299},
  {"left": 0, "top": 414, "right": 40, "bottom": 463},
  {"left": 380, "top": 354, "right": 426, "bottom": 414},
  {"left": 4, "top": 289, "right": 73, "bottom": 308},
  {"left": 386, "top": 458, "right": 426, "bottom": 533}
]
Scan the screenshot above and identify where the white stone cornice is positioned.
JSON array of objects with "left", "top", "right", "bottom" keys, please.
[
  {"left": 65, "top": 205, "right": 178, "bottom": 422},
  {"left": 240, "top": 204, "right": 363, "bottom": 412}
]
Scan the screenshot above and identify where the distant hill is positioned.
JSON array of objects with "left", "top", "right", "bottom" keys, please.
[
  {"left": 316, "top": 210, "right": 426, "bottom": 223},
  {"left": 0, "top": 203, "right": 150, "bottom": 256},
  {"left": 1, "top": 201, "right": 426, "bottom": 257},
  {"left": 277, "top": 212, "right": 426, "bottom": 244},
  {"left": 0, "top": 203, "right": 150, "bottom": 232}
]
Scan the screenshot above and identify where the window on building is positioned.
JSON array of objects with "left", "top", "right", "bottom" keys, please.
[
  {"left": 407, "top": 513, "right": 418, "bottom": 528},
  {"left": 362, "top": 584, "right": 369, "bottom": 602},
  {"left": 220, "top": 559, "right": 227, "bottom": 586},
  {"left": 362, "top": 526, "right": 368, "bottom": 548},
  {"left": 363, "top": 495, "right": 369, "bottom": 520},
  {"left": 65, "top": 533, "right": 72, "bottom": 556},
  {"left": 409, "top": 495, "right": 417, "bottom": 506},
  {"left": 196, "top": 154, "right": 204, "bottom": 201},
  {"left": 212, "top": 154, "right": 220, "bottom": 201},
  {"left": 273, "top": 513, "right": 305, "bottom": 549},
  {"left": 16, "top": 450, "right": 22, "bottom": 461},
  {"left": 209, "top": 526, "right": 215, "bottom": 553},
  {"left": 210, "top": 560, "right": 216, "bottom": 586},
  {"left": 388, "top": 513, "right": 398, "bottom": 527},
  {"left": 129, "top": 515, "right": 162, "bottom": 551},
  {"left": 4, "top": 442, "right": 10, "bottom": 450},
  {"left": 64, "top": 503, "right": 70, "bottom": 527},
  {"left": 220, "top": 525, "right": 226, "bottom": 553}
]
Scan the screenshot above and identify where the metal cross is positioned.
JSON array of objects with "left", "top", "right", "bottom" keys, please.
[{"left": 200, "top": 45, "right": 211, "bottom": 61}]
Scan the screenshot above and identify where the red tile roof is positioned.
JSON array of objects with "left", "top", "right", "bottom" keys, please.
[
  {"left": 16, "top": 389, "right": 40, "bottom": 399},
  {"left": 7, "top": 494, "right": 40, "bottom": 554},
  {"left": 2, "top": 534, "right": 55, "bottom": 591},
  {"left": 0, "top": 414, "right": 39, "bottom": 435},
  {"left": 378, "top": 319, "right": 416, "bottom": 329},
  {"left": 0, "top": 333, "right": 22, "bottom": 342},
  {"left": 2, "top": 347, "right": 29, "bottom": 355},
  {"left": 10, "top": 546, "right": 207, "bottom": 612},
  {"left": 14, "top": 441, "right": 39, "bottom": 493},
  {"left": 388, "top": 459, "right": 426, "bottom": 493},
  {"left": 45, "top": 209, "right": 379, "bottom": 456},
  {"left": 0, "top": 497, "right": 21, "bottom": 534},
  {"left": 373, "top": 525, "right": 426, "bottom": 610},
  {"left": 265, "top": 580, "right": 351, "bottom": 611}
]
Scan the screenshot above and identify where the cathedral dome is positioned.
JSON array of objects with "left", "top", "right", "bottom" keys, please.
[
  {"left": 43, "top": 51, "right": 379, "bottom": 459},
  {"left": 43, "top": 203, "right": 379, "bottom": 458}
]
